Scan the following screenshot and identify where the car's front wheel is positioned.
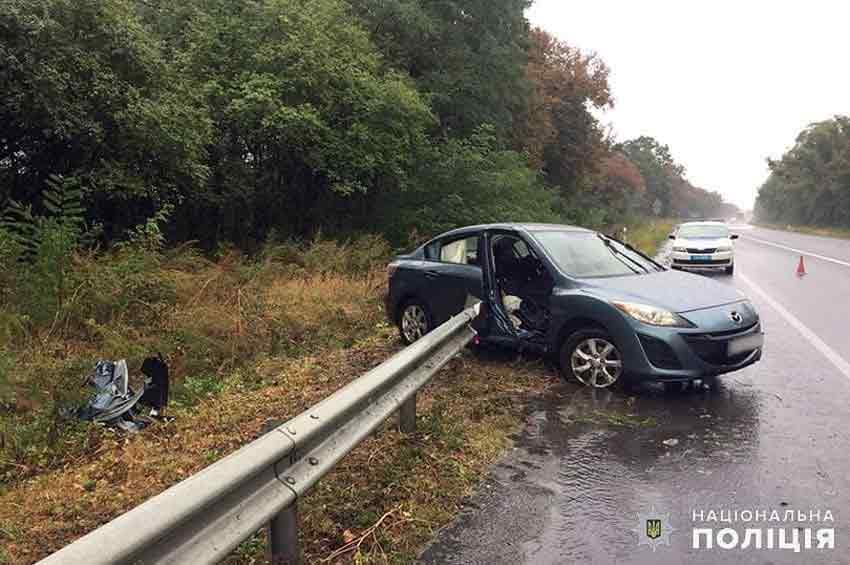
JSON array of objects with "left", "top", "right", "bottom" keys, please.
[
  {"left": 559, "top": 329, "right": 624, "bottom": 388},
  {"left": 725, "top": 263, "right": 734, "bottom": 275},
  {"left": 399, "top": 300, "right": 432, "bottom": 345}
]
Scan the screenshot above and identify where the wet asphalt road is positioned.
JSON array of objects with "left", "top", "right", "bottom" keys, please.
[{"left": 420, "top": 225, "right": 850, "bottom": 564}]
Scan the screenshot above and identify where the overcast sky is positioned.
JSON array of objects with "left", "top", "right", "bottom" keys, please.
[{"left": 527, "top": 1, "right": 850, "bottom": 210}]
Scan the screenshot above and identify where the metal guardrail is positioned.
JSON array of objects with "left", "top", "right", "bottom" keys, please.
[{"left": 38, "top": 304, "right": 481, "bottom": 565}]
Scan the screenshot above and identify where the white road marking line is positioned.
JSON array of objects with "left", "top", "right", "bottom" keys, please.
[
  {"left": 738, "top": 272, "right": 850, "bottom": 381},
  {"left": 742, "top": 235, "right": 850, "bottom": 268}
]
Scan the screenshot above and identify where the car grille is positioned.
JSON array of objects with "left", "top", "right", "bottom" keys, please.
[
  {"left": 696, "top": 322, "right": 758, "bottom": 338},
  {"left": 639, "top": 334, "right": 682, "bottom": 369},
  {"left": 682, "top": 323, "right": 760, "bottom": 365},
  {"left": 686, "top": 248, "right": 717, "bottom": 253},
  {"left": 673, "top": 258, "right": 729, "bottom": 265}
]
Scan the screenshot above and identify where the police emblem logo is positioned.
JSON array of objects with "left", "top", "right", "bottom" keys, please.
[
  {"left": 646, "top": 519, "right": 662, "bottom": 540},
  {"left": 633, "top": 507, "right": 674, "bottom": 551}
]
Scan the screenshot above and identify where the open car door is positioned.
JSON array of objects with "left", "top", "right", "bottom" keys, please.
[{"left": 480, "top": 230, "right": 521, "bottom": 345}]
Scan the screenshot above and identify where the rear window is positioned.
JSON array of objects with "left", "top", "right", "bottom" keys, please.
[
  {"left": 428, "top": 236, "right": 479, "bottom": 265},
  {"left": 533, "top": 231, "right": 659, "bottom": 277}
]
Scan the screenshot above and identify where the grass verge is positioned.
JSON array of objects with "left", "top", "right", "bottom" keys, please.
[
  {"left": 0, "top": 332, "right": 554, "bottom": 564},
  {"left": 0, "top": 235, "right": 389, "bottom": 485},
  {"left": 613, "top": 219, "right": 675, "bottom": 256}
]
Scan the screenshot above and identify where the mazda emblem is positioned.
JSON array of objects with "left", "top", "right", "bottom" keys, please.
[{"left": 730, "top": 311, "right": 743, "bottom": 324}]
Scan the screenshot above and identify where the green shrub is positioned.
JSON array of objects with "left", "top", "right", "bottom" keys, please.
[{"left": 172, "top": 373, "right": 227, "bottom": 408}]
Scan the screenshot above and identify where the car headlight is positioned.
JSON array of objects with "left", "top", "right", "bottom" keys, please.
[
  {"left": 673, "top": 246, "right": 687, "bottom": 252},
  {"left": 612, "top": 300, "right": 694, "bottom": 327},
  {"left": 716, "top": 245, "right": 732, "bottom": 251},
  {"left": 738, "top": 299, "right": 757, "bottom": 317}
]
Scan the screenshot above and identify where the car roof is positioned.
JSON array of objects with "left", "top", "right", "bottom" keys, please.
[
  {"left": 678, "top": 221, "right": 728, "bottom": 227},
  {"left": 437, "top": 222, "right": 593, "bottom": 239}
]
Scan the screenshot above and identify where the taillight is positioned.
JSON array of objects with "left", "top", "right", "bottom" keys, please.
[{"left": 387, "top": 262, "right": 399, "bottom": 279}]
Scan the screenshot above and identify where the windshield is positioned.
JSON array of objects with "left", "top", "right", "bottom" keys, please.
[
  {"left": 533, "top": 231, "right": 661, "bottom": 278},
  {"left": 677, "top": 224, "right": 730, "bottom": 239}
]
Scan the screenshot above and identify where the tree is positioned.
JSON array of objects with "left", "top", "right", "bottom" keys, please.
[
  {"left": 349, "top": 0, "right": 532, "bottom": 140},
  {"left": 592, "top": 152, "right": 646, "bottom": 222},
  {"left": 516, "top": 28, "right": 612, "bottom": 196},
  {"left": 373, "top": 126, "right": 560, "bottom": 243},
  {"left": 756, "top": 116, "right": 850, "bottom": 227},
  {"left": 166, "top": 0, "right": 435, "bottom": 245},
  {"left": 618, "top": 136, "right": 684, "bottom": 217},
  {"left": 0, "top": 0, "right": 211, "bottom": 239}
]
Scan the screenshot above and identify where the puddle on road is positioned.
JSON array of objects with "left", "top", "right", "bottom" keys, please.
[
  {"left": 517, "top": 380, "right": 762, "bottom": 467},
  {"left": 419, "top": 348, "right": 826, "bottom": 565},
  {"left": 509, "top": 380, "right": 764, "bottom": 563}
]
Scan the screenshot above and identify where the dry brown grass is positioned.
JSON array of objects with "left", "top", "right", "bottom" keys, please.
[
  {"left": 0, "top": 241, "right": 387, "bottom": 486},
  {"left": 0, "top": 235, "right": 558, "bottom": 564},
  {"left": 0, "top": 329, "right": 555, "bottom": 564}
]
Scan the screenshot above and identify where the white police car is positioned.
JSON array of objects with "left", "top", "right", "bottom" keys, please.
[{"left": 669, "top": 221, "right": 739, "bottom": 274}]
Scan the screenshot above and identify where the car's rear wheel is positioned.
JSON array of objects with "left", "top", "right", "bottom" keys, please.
[
  {"left": 560, "top": 329, "right": 624, "bottom": 388},
  {"left": 399, "top": 300, "right": 432, "bottom": 345}
]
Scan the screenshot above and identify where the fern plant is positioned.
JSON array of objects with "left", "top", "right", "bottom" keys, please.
[
  {"left": 42, "top": 174, "right": 85, "bottom": 230},
  {"left": 0, "top": 201, "right": 39, "bottom": 261},
  {"left": 0, "top": 175, "right": 87, "bottom": 326},
  {"left": 0, "top": 174, "right": 85, "bottom": 256}
]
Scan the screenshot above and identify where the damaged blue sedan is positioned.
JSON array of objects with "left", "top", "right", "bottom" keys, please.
[{"left": 386, "top": 223, "right": 763, "bottom": 388}]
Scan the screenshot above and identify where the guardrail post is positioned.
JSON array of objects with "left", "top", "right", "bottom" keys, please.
[
  {"left": 268, "top": 502, "right": 301, "bottom": 565},
  {"left": 399, "top": 392, "right": 417, "bottom": 433}
]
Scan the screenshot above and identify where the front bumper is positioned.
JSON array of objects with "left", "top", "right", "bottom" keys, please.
[
  {"left": 621, "top": 320, "right": 764, "bottom": 382},
  {"left": 671, "top": 249, "right": 733, "bottom": 269}
]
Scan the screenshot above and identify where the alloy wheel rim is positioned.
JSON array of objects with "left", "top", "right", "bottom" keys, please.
[
  {"left": 571, "top": 337, "right": 623, "bottom": 388},
  {"left": 401, "top": 305, "right": 428, "bottom": 342}
]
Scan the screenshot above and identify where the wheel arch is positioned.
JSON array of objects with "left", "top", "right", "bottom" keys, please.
[{"left": 554, "top": 316, "right": 611, "bottom": 354}]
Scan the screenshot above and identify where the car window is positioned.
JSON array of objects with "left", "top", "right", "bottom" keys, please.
[
  {"left": 437, "top": 236, "right": 479, "bottom": 265},
  {"left": 513, "top": 239, "right": 530, "bottom": 258},
  {"left": 533, "top": 231, "right": 659, "bottom": 277},
  {"left": 677, "top": 225, "right": 730, "bottom": 238}
]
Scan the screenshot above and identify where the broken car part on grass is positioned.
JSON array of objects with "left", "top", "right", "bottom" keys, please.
[{"left": 75, "top": 355, "right": 170, "bottom": 432}]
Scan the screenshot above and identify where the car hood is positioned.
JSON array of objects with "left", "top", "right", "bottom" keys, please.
[
  {"left": 582, "top": 270, "right": 743, "bottom": 313},
  {"left": 673, "top": 237, "right": 730, "bottom": 249}
]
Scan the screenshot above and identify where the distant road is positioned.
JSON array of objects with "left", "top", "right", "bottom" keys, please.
[{"left": 737, "top": 224, "right": 850, "bottom": 266}]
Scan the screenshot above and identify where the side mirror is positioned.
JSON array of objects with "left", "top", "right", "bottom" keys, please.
[
  {"left": 730, "top": 234, "right": 739, "bottom": 240},
  {"left": 668, "top": 234, "right": 676, "bottom": 240}
]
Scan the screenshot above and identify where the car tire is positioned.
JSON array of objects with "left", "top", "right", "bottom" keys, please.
[
  {"left": 398, "top": 299, "right": 433, "bottom": 345},
  {"left": 559, "top": 328, "right": 624, "bottom": 389},
  {"left": 725, "top": 264, "right": 734, "bottom": 275}
]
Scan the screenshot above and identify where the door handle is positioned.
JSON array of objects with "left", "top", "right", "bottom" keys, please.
[{"left": 425, "top": 270, "right": 440, "bottom": 279}]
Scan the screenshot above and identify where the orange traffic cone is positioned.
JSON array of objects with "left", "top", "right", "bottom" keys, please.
[{"left": 796, "top": 255, "right": 807, "bottom": 277}]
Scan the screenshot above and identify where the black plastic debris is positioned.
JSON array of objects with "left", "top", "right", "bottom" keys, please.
[
  {"left": 77, "top": 357, "right": 170, "bottom": 431},
  {"left": 140, "top": 354, "right": 169, "bottom": 418}
]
